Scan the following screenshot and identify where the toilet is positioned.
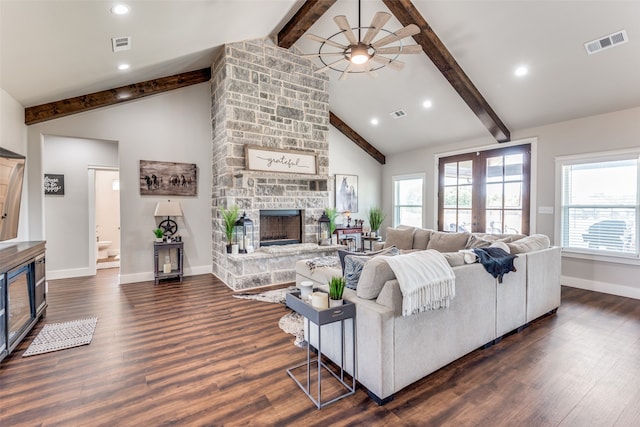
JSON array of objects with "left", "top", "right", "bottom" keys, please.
[{"left": 97, "top": 240, "right": 112, "bottom": 260}]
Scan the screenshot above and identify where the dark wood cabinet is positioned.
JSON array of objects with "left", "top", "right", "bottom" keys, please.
[{"left": 0, "top": 241, "right": 47, "bottom": 362}]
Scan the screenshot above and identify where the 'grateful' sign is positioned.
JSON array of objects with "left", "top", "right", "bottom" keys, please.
[{"left": 245, "top": 146, "right": 317, "bottom": 175}]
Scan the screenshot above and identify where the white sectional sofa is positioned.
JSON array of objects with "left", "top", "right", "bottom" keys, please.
[{"left": 295, "top": 227, "right": 561, "bottom": 404}]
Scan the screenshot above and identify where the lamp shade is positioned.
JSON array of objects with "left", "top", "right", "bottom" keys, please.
[{"left": 154, "top": 200, "right": 183, "bottom": 217}]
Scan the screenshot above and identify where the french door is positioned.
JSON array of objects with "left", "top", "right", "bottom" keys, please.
[{"left": 438, "top": 144, "right": 531, "bottom": 234}]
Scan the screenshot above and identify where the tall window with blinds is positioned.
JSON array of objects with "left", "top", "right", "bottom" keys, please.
[
  {"left": 558, "top": 153, "right": 639, "bottom": 257},
  {"left": 393, "top": 174, "right": 424, "bottom": 228}
]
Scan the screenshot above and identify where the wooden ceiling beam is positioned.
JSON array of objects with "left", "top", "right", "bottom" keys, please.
[
  {"left": 330, "top": 112, "right": 386, "bottom": 165},
  {"left": 382, "top": 0, "right": 511, "bottom": 143},
  {"left": 24, "top": 68, "right": 212, "bottom": 125},
  {"left": 277, "top": 0, "right": 337, "bottom": 49}
]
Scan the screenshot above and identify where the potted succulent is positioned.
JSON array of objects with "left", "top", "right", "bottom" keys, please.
[
  {"left": 153, "top": 227, "right": 164, "bottom": 242},
  {"left": 328, "top": 276, "right": 346, "bottom": 307},
  {"left": 368, "top": 207, "right": 386, "bottom": 237},
  {"left": 220, "top": 204, "right": 240, "bottom": 253}
]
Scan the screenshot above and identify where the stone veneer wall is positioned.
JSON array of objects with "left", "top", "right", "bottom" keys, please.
[{"left": 210, "top": 38, "right": 332, "bottom": 290}]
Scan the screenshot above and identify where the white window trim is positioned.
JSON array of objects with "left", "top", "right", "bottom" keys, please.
[
  {"left": 433, "top": 137, "right": 538, "bottom": 233},
  {"left": 555, "top": 147, "right": 640, "bottom": 265},
  {"left": 392, "top": 173, "right": 425, "bottom": 228}
]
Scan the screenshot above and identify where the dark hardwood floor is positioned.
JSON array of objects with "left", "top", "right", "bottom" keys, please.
[{"left": 1, "top": 269, "right": 639, "bottom": 426}]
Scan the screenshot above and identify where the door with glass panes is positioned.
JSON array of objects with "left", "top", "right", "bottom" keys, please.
[{"left": 438, "top": 144, "right": 530, "bottom": 235}]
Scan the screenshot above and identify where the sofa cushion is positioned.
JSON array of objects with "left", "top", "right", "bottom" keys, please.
[
  {"left": 343, "top": 247, "right": 399, "bottom": 290},
  {"left": 413, "top": 228, "right": 433, "bottom": 250},
  {"left": 507, "top": 234, "right": 550, "bottom": 254},
  {"left": 356, "top": 256, "right": 397, "bottom": 299},
  {"left": 442, "top": 251, "right": 467, "bottom": 267},
  {"left": 383, "top": 227, "right": 415, "bottom": 250},
  {"left": 427, "top": 231, "right": 471, "bottom": 252}
]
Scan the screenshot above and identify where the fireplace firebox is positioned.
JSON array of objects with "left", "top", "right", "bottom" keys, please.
[{"left": 260, "top": 210, "right": 302, "bottom": 246}]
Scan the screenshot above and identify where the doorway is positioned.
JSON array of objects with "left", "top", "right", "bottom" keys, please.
[{"left": 93, "top": 169, "right": 120, "bottom": 270}]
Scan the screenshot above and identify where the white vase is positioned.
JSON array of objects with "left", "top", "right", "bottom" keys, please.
[{"left": 329, "top": 298, "right": 343, "bottom": 307}]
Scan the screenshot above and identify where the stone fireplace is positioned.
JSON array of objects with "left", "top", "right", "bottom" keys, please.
[{"left": 210, "top": 38, "right": 338, "bottom": 290}]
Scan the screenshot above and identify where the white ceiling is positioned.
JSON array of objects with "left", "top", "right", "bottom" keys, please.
[{"left": 2, "top": 0, "right": 639, "bottom": 156}]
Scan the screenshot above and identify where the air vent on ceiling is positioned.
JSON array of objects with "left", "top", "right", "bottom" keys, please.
[
  {"left": 389, "top": 109, "right": 407, "bottom": 119},
  {"left": 111, "top": 36, "right": 132, "bottom": 52},
  {"left": 584, "top": 30, "right": 628, "bottom": 55}
]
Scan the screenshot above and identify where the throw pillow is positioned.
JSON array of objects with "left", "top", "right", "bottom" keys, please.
[
  {"left": 412, "top": 228, "right": 433, "bottom": 250},
  {"left": 466, "top": 234, "right": 512, "bottom": 249},
  {"left": 341, "top": 246, "right": 400, "bottom": 290},
  {"left": 427, "top": 231, "right": 471, "bottom": 252},
  {"left": 337, "top": 245, "right": 399, "bottom": 273},
  {"left": 383, "top": 227, "right": 415, "bottom": 250},
  {"left": 507, "top": 234, "right": 550, "bottom": 254},
  {"left": 356, "top": 256, "right": 396, "bottom": 299}
]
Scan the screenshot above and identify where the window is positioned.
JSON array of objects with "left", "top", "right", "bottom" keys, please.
[
  {"left": 393, "top": 174, "right": 423, "bottom": 227},
  {"left": 558, "top": 151, "right": 639, "bottom": 257},
  {"left": 438, "top": 144, "right": 530, "bottom": 234}
]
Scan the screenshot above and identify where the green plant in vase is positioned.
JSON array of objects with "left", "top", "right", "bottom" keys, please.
[
  {"left": 328, "top": 276, "right": 346, "bottom": 306},
  {"left": 324, "top": 207, "right": 337, "bottom": 234},
  {"left": 220, "top": 204, "right": 240, "bottom": 253},
  {"left": 153, "top": 228, "right": 164, "bottom": 242},
  {"left": 368, "top": 207, "right": 386, "bottom": 237}
]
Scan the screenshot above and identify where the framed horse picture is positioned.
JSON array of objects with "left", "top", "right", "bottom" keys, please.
[
  {"left": 335, "top": 174, "right": 358, "bottom": 213},
  {"left": 139, "top": 160, "right": 197, "bottom": 196}
]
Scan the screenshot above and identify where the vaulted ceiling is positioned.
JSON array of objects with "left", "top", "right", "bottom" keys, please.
[{"left": 2, "top": 1, "right": 639, "bottom": 156}]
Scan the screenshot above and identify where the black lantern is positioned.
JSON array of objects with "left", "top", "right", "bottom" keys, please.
[
  {"left": 318, "top": 212, "right": 331, "bottom": 246},
  {"left": 234, "top": 212, "right": 254, "bottom": 253}
]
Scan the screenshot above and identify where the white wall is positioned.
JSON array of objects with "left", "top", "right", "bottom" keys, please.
[
  {"left": 43, "top": 136, "right": 118, "bottom": 276},
  {"left": 0, "top": 88, "right": 28, "bottom": 241},
  {"left": 328, "top": 126, "right": 383, "bottom": 226},
  {"left": 26, "top": 83, "right": 213, "bottom": 284},
  {"left": 383, "top": 106, "right": 640, "bottom": 299}
]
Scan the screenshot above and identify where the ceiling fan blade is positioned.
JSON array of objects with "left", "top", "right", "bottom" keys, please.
[
  {"left": 365, "top": 65, "right": 379, "bottom": 79},
  {"left": 315, "top": 58, "right": 348, "bottom": 74},
  {"left": 361, "top": 12, "right": 392, "bottom": 45},
  {"left": 334, "top": 15, "right": 358, "bottom": 45},
  {"left": 339, "top": 62, "right": 356, "bottom": 81},
  {"left": 371, "top": 24, "right": 421, "bottom": 48},
  {"left": 306, "top": 34, "right": 348, "bottom": 50},
  {"left": 300, "top": 52, "right": 345, "bottom": 58},
  {"left": 371, "top": 55, "right": 405, "bottom": 71},
  {"left": 375, "top": 45, "right": 423, "bottom": 55}
]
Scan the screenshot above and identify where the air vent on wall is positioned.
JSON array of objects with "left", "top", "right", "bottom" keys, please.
[
  {"left": 584, "top": 30, "right": 628, "bottom": 55},
  {"left": 389, "top": 109, "right": 407, "bottom": 119},
  {"left": 111, "top": 36, "right": 132, "bottom": 52}
]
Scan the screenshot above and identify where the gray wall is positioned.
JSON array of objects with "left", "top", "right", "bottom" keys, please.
[
  {"left": 26, "top": 84, "right": 213, "bottom": 284},
  {"left": 43, "top": 136, "right": 118, "bottom": 276},
  {"left": 383, "top": 105, "right": 640, "bottom": 299}
]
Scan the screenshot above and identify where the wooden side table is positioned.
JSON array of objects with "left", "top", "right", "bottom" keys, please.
[
  {"left": 361, "top": 235, "right": 382, "bottom": 252},
  {"left": 153, "top": 241, "right": 184, "bottom": 285}
]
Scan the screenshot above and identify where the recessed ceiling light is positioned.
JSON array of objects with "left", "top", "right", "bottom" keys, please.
[
  {"left": 422, "top": 99, "right": 433, "bottom": 109},
  {"left": 118, "top": 64, "right": 130, "bottom": 71},
  {"left": 370, "top": 118, "right": 379, "bottom": 126},
  {"left": 514, "top": 66, "right": 528, "bottom": 77},
  {"left": 111, "top": 4, "right": 130, "bottom": 15}
]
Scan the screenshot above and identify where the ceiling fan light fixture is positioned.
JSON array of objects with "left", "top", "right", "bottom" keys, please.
[{"left": 350, "top": 44, "right": 371, "bottom": 65}]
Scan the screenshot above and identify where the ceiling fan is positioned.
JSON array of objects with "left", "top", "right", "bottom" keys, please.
[{"left": 303, "top": 0, "right": 422, "bottom": 80}]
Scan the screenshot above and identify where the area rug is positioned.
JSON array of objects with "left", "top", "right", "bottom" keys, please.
[
  {"left": 22, "top": 317, "right": 98, "bottom": 357},
  {"left": 233, "top": 287, "right": 305, "bottom": 347}
]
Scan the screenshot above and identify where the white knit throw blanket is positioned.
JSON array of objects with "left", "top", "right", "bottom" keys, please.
[{"left": 385, "top": 250, "right": 456, "bottom": 316}]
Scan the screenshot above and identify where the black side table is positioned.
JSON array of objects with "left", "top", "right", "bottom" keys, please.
[
  {"left": 361, "top": 235, "right": 382, "bottom": 252},
  {"left": 153, "top": 241, "right": 183, "bottom": 285},
  {"left": 285, "top": 291, "right": 356, "bottom": 409}
]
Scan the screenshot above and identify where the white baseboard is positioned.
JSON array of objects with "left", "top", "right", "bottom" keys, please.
[
  {"left": 119, "top": 264, "right": 212, "bottom": 285},
  {"left": 47, "top": 267, "right": 94, "bottom": 280},
  {"left": 562, "top": 275, "right": 640, "bottom": 300}
]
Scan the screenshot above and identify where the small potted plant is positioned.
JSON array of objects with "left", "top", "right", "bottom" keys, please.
[
  {"left": 324, "top": 207, "right": 338, "bottom": 244},
  {"left": 220, "top": 204, "right": 240, "bottom": 253},
  {"left": 368, "top": 207, "right": 386, "bottom": 237},
  {"left": 328, "top": 276, "right": 346, "bottom": 307},
  {"left": 153, "top": 228, "right": 164, "bottom": 242}
]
